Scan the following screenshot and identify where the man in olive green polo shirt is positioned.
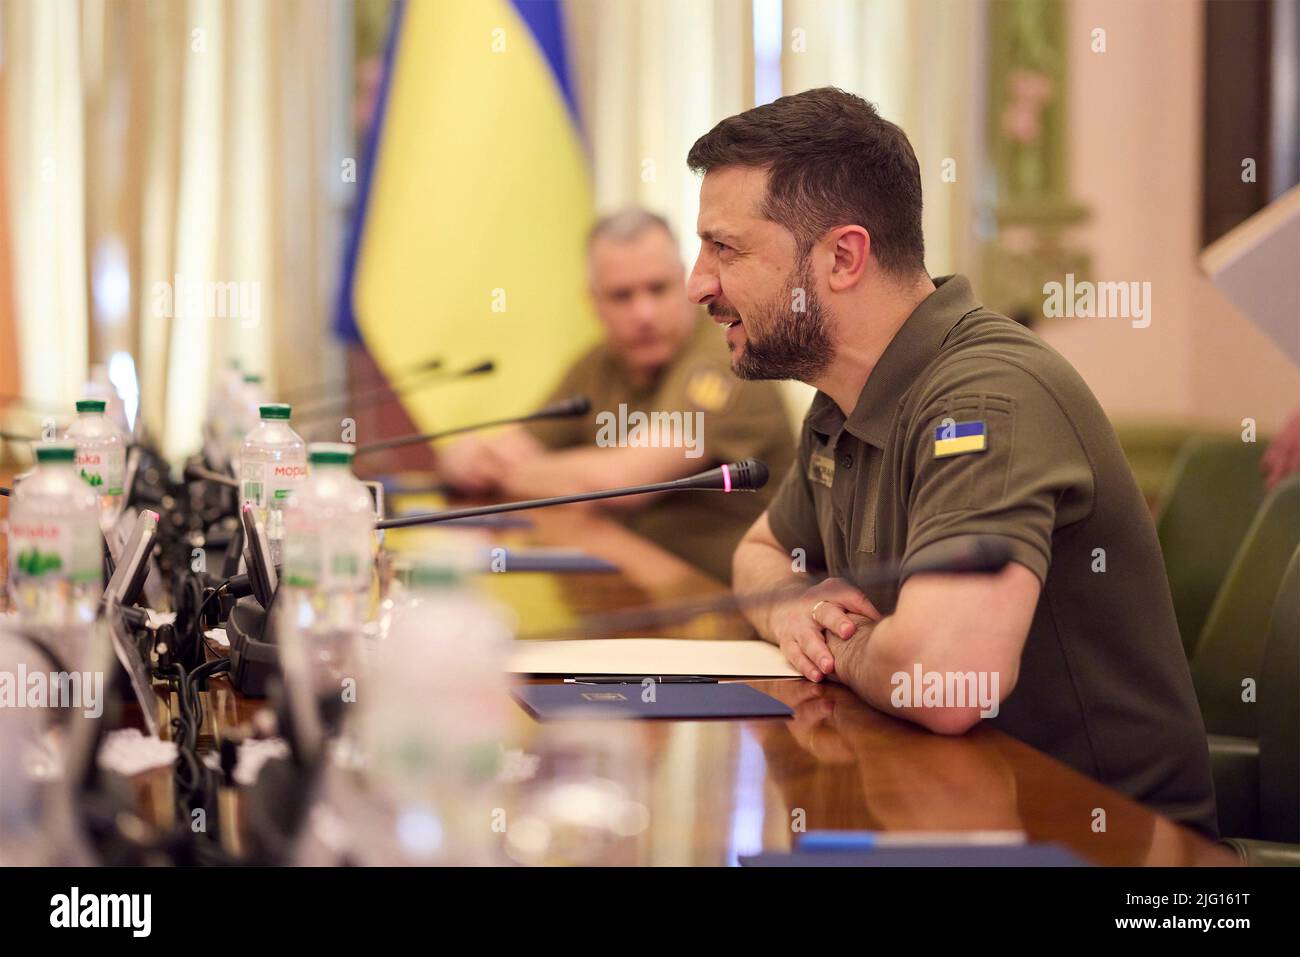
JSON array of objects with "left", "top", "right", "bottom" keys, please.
[
  {"left": 686, "top": 88, "right": 1216, "bottom": 834},
  {"left": 438, "top": 208, "right": 795, "bottom": 583}
]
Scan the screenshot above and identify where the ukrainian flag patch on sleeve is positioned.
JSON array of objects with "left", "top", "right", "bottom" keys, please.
[{"left": 933, "top": 420, "right": 988, "bottom": 458}]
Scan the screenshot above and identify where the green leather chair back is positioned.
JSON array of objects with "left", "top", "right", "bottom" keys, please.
[
  {"left": 1259, "top": 546, "right": 1300, "bottom": 843},
  {"left": 1114, "top": 421, "right": 1198, "bottom": 505},
  {"left": 1155, "top": 437, "right": 1266, "bottom": 656},
  {"left": 1191, "top": 475, "right": 1300, "bottom": 738}
]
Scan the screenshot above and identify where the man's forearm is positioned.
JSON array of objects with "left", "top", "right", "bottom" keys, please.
[
  {"left": 828, "top": 616, "right": 890, "bottom": 708},
  {"left": 732, "top": 537, "right": 805, "bottom": 642},
  {"left": 502, "top": 448, "right": 613, "bottom": 499},
  {"left": 829, "top": 616, "right": 991, "bottom": 735},
  {"left": 501, "top": 446, "right": 687, "bottom": 508}
]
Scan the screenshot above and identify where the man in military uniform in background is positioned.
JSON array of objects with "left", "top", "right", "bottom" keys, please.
[
  {"left": 438, "top": 208, "right": 795, "bottom": 584},
  {"left": 687, "top": 88, "right": 1217, "bottom": 834}
]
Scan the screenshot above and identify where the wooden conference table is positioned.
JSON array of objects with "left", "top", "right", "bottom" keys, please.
[{"left": 128, "top": 500, "right": 1233, "bottom": 866}]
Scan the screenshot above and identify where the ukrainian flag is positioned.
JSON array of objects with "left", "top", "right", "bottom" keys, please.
[
  {"left": 933, "top": 421, "right": 988, "bottom": 458},
  {"left": 347, "top": 0, "right": 598, "bottom": 435}
]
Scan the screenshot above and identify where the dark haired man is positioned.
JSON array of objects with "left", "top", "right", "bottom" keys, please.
[{"left": 688, "top": 87, "right": 1216, "bottom": 834}]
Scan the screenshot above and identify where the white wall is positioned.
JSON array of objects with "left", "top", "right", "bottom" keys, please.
[{"left": 1051, "top": 0, "right": 1300, "bottom": 432}]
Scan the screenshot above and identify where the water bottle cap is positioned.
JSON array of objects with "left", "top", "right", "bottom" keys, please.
[
  {"left": 76, "top": 399, "right": 107, "bottom": 413},
  {"left": 259, "top": 403, "right": 291, "bottom": 420},
  {"left": 308, "top": 443, "right": 355, "bottom": 465},
  {"left": 35, "top": 443, "right": 76, "bottom": 463}
]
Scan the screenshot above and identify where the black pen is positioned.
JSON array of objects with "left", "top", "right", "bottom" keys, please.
[{"left": 564, "top": 675, "right": 719, "bottom": 685}]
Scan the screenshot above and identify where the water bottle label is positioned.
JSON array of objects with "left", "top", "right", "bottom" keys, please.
[
  {"left": 239, "top": 461, "right": 266, "bottom": 506},
  {"left": 282, "top": 531, "right": 314, "bottom": 586},
  {"left": 75, "top": 448, "right": 125, "bottom": 496},
  {"left": 283, "top": 528, "right": 370, "bottom": 590},
  {"left": 8, "top": 519, "right": 101, "bottom": 583},
  {"left": 326, "top": 548, "right": 367, "bottom": 588},
  {"left": 240, "top": 457, "right": 306, "bottom": 507},
  {"left": 268, "top": 465, "right": 307, "bottom": 509}
]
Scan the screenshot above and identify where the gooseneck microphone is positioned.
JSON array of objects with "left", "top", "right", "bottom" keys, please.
[
  {"left": 374, "top": 457, "right": 771, "bottom": 531},
  {"left": 518, "top": 535, "right": 1015, "bottom": 641},
  {"left": 354, "top": 395, "right": 592, "bottom": 457},
  {"left": 901, "top": 536, "right": 1016, "bottom": 576},
  {"left": 294, "top": 358, "right": 495, "bottom": 424},
  {"left": 276, "top": 355, "right": 442, "bottom": 404}
]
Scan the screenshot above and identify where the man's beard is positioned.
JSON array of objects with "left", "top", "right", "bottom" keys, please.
[{"left": 723, "top": 258, "right": 834, "bottom": 382}]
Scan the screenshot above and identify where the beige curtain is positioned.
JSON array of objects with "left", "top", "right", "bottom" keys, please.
[
  {"left": 566, "top": 0, "right": 753, "bottom": 260},
  {"left": 782, "top": 0, "right": 985, "bottom": 277},
  {"left": 2, "top": 0, "right": 89, "bottom": 412},
  {"left": 569, "top": 0, "right": 984, "bottom": 271},
  {"left": 2, "top": 0, "right": 353, "bottom": 460}
]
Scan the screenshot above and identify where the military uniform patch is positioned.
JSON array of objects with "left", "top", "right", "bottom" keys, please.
[
  {"left": 684, "top": 367, "right": 735, "bottom": 412},
  {"left": 933, "top": 420, "right": 988, "bottom": 458},
  {"left": 807, "top": 452, "right": 836, "bottom": 487}
]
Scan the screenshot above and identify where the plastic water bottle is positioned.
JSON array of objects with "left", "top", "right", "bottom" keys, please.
[
  {"left": 0, "top": 621, "right": 94, "bottom": 865},
  {"left": 84, "top": 364, "right": 130, "bottom": 435},
  {"left": 204, "top": 358, "right": 244, "bottom": 469},
  {"left": 357, "top": 553, "right": 512, "bottom": 864},
  {"left": 279, "top": 443, "right": 375, "bottom": 713},
  {"left": 5, "top": 444, "right": 102, "bottom": 658},
  {"left": 228, "top": 372, "right": 267, "bottom": 467},
  {"left": 63, "top": 399, "right": 126, "bottom": 532},
  {"left": 238, "top": 403, "right": 307, "bottom": 565},
  {"left": 0, "top": 624, "right": 49, "bottom": 864}
]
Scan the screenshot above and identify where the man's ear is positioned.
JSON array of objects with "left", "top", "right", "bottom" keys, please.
[{"left": 827, "top": 226, "right": 870, "bottom": 293}]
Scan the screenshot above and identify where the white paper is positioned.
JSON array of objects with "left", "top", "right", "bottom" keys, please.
[
  {"left": 507, "top": 637, "right": 801, "bottom": 678},
  {"left": 96, "top": 728, "right": 177, "bottom": 776},
  {"left": 202, "top": 736, "right": 289, "bottom": 786},
  {"left": 145, "top": 609, "right": 178, "bottom": 629}
]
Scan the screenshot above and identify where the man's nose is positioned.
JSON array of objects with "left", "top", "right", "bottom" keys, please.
[
  {"left": 687, "top": 253, "right": 719, "bottom": 305},
  {"left": 630, "top": 291, "right": 659, "bottom": 324}
]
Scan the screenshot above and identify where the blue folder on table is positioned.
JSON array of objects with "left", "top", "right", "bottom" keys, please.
[
  {"left": 485, "top": 548, "right": 617, "bottom": 573},
  {"left": 512, "top": 682, "right": 792, "bottom": 721}
]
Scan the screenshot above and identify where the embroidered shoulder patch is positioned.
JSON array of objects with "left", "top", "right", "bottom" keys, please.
[{"left": 933, "top": 420, "right": 987, "bottom": 458}]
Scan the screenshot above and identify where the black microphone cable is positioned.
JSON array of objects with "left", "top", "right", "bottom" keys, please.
[
  {"left": 168, "top": 656, "right": 230, "bottom": 838},
  {"left": 170, "top": 572, "right": 209, "bottom": 671}
]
